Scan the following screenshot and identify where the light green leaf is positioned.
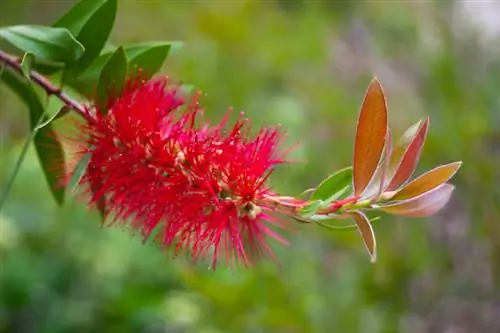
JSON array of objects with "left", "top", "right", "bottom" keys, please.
[
  {"left": 0, "top": 25, "right": 84, "bottom": 63},
  {"left": 311, "top": 166, "right": 353, "bottom": 202},
  {"left": 20, "top": 52, "right": 35, "bottom": 80},
  {"left": 299, "top": 200, "right": 324, "bottom": 218}
]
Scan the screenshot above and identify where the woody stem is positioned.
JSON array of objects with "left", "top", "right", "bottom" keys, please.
[{"left": 0, "top": 49, "right": 88, "bottom": 120}]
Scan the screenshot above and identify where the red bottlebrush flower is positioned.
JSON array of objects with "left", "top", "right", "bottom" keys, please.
[{"left": 68, "top": 76, "right": 290, "bottom": 268}]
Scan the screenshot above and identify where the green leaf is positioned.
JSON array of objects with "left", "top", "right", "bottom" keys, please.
[
  {"left": 127, "top": 42, "right": 180, "bottom": 78},
  {"left": 0, "top": 25, "right": 84, "bottom": 63},
  {"left": 0, "top": 67, "right": 65, "bottom": 205},
  {"left": 68, "top": 152, "right": 91, "bottom": 192},
  {"left": 32, "top": 60, "right": 65, "bottom": 75},
  {"left": 311, "top": 166, "right": 353, "bottom": 202},
  {"left": 20, "top": 52, "right": 35, "bottom": 80},
  {"left": 69, "top": 41, "right": 181, "bottom": 96},
  {"left": 37, "top": 105, "right": 71, "bottom": 129},
  {"left": 299, "top": 200, "right": 324, "bottom": 218},
  {"left": 56, "top": 0, "right": 117, "bottom": 77},
  {"left": 96, "top": 46, "right": 128, "bottom": 111}
]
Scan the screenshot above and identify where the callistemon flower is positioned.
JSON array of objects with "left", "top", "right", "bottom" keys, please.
[
  {"left": 69, "top": 76, "right": 295, "bottom": 268},
  {"left": 65, "top": 75, "right": 461, "bottom": 267}
]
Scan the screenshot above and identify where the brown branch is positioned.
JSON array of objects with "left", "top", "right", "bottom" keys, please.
[{"left": 0, "top": 49, "right": 88, "bottom": 120}]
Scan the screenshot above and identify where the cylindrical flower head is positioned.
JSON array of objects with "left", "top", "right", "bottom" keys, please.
[{"left": 70, "top": 77, "right": 290, "bottom": 268}]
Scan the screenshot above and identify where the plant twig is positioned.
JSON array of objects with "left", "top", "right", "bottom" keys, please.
[{"left": 0, "top": 49, "right": 88, "bottom": 119}]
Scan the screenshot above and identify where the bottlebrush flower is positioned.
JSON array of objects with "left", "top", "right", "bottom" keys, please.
[
  {"left": 66, "top": 75, "right": 461, "bottom": 268},
  {"left": 68, "top": 76, "right": 293, "bottom": 268}
]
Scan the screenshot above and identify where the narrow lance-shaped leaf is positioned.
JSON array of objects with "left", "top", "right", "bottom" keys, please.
[
  {"left": 311, "top": 166, "right": 353, "bottom": 201},
  {"left": 96, "top": 46, "right": 128, "bottom": 111},
  {"left": 349, "top": 211, "right": 377, "bottom": 263},
  {"left": 0, "top": 25, "right": 84, "bottom": 63},
  {"left": 56, "top": 0, "right": 117, "bottom": 77},
  {"left": 390, "top": 161, "right": 462, "bottom": 201},
  {"left": 385, "top": 117, "right": 429, "bottom": 191},
  {"left": 128, "top": 42, "right": 182, "bottom": 78},
  {"left": 360, "top": 127, "right": 392, "bottom": 201},
  {"left": 386, "top": 119, "right": 422, "bottom": 175},
  {"left": 0, "top": 67, "right": 65, "bottom": 205},
  {"left": 20, "top": 52, "right": 35, "bottom": 80},
  {"left": 353, "top": 78, "right": 388, "bottom": 196},
  {"left": 67, "top": 152, "right": 91, "bottom": 192},
  {"left": 69, "top": 41, "right": 182, "bottom": 97},
  {"left": 379, "top": 183, "right": 455, "bottom": 217}
]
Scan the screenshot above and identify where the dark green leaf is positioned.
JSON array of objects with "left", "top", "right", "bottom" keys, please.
[
  {"left": 0, "top": 67, "right": 65, "bottom": 205},
  {"left": 69, "top": 41, "right": 181, "bottom": 96},
  {"left": 56, "top": 0, "right": 117, "bottom": 77},
  {"left": 96, "top": 46, "right": 128, "bottom": 111},
  {"left": 311, "top": 166, "right": 353, "bottom": 202},
  {"left": 32, "top": 60, "right": 65, "bottom": 75},
  {"left": 0, "top": 25, "right": 84, "bottom": 63},
  {"left": 20, "top": 52, "right": 34, "bottom": 80},
  {"left": 127, "top": 42, "right": 179, "bottom": 78}
]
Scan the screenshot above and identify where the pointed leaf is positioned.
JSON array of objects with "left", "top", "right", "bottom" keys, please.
[
  {"left": 379, "top": 183, "right": 455, "bottom": 217},
  {"left": 20, "top": 52, "right": 35, "bottom": 80},
  {"left": 69, "top": 41, "right": 181, "bottom": 96},
  {"left": 96, "top": 46, "right": 128, "bottom": 111},
  {"left": 353, "top": 78, "right": 388, "bottom": 196},
  {"left": 0, "top": 25, "right": 84, "bottom": 63},
  {"left": 0, "top": 68, "right": 65, "bottom": 205},
  {"left": 37, "top": 106, "right": 71, "bottom": 129},
  {"left": 311, "top": 166, "right": 353, "bottom": 201},
  {"left": 349, "top": 211, "right": 377, "bottom": 263},
  {"left": 127, "top": 42, "right": 182, "bottom": 78},
  {"left": 361, "top": 128, "right": 392, "bottom": 201},
  {"left": 57, "top": 0, "right": 117, "bottom": 76},
  {"left": 299, "top": 200, "right": 324, "bottom": 218},
  {"left": 67, "top": 152, "right": 91, "bottom": 192},
  {"left": 386, "top": 118, "right": 429, "bottom": 191},
  {"left": 391, "top": 161, "right": 462, "bottom": 201}
]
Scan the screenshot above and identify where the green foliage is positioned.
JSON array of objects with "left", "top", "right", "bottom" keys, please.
[
  {"left": 0, "top": 25, "right": 84, "bottom": 63},
  {"left": 96, "top": 46, "right": 128, "bottom": 110},
  {"left": 55, "top": 0, "right": 117, "bottom": 78},
  {"left": 0, "top": 67, "right": 65, "bottom": 205},
  {"left": 127, "top": 41, "right": 182, "bottom": 78},
  {"left": 310, "top": 166, "right": 352, "bottom": 201},
  {"left": 0, "top": 0, "right": 179, "bottom": 207},
  {"left": 71, "top": 41, "right": 180, "bottom": 96},
  {"left": 19, "top": 51, "right": 34, "bottom": 80}
]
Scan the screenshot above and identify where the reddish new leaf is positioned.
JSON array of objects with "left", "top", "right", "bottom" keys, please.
[
  {"left": 386, "top": 117, "right": 429, "bottom": 191},
  {"left": 353, "top": 78, "right": 388, "bottom": 196},
  {"left": 387, "top": 120, "right": 422, "bottom": 177},
  {"left": 361, "top": 128, "right": 392, "bottom": 201},
  {"left": 349, "top": 211, "right": 377, "bottom": 263},
  {"left": 379, "top": 183, "right": 455, "bottom": 217},
  {"left": 391, "top": 161, "right": 462, "bottom": 201}
]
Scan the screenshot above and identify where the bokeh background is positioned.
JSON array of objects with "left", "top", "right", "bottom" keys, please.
[{"left": 1, "top": 1, "right": 499, "bottom": 332}]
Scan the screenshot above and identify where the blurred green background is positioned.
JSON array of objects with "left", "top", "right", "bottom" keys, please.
[{"left": 1, "top": 1, "right": 499, "bottom": 332}]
